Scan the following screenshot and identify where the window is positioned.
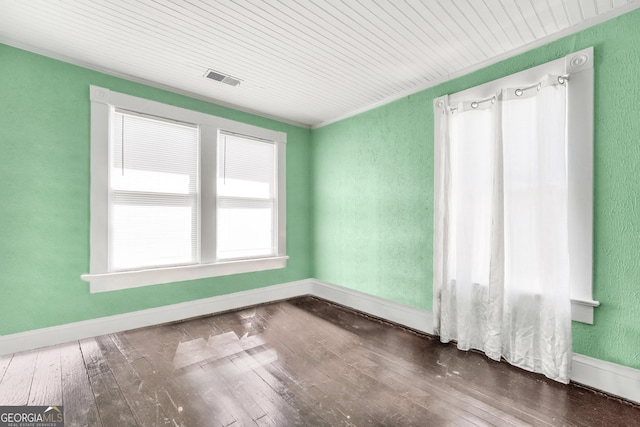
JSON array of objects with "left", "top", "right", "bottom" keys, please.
[
  {"left": 434, "top": 47, "right": 597, "bottom": 324},
  {"left": 217, "top": 132, "right": 278, "bottom": 260},
  {"left": 110, "top": 111, "right": 199, "bottom": 271},
  {"left": 83, "top": 86, "right": 287, "bottom": 293}
]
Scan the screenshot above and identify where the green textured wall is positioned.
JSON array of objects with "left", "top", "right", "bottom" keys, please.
[
  {"left": 0, "top": 44, "right": 312, "bottom": 335},
  {"left": 312, "top": 9, "right": 640, "bottom": 369}
]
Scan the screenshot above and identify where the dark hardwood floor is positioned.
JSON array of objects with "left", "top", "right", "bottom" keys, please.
[{"left": 0, "top": 296, "right": 638, "bottom": 426}]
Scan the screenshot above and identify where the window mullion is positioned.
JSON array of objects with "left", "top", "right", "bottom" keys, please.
[{"left": 200, "top": 125, "right": 217, "bottom": 264}]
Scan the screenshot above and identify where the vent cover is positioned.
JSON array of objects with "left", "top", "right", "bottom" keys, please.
[{"left": 204, "top": 69, "right": 241, "bottom": 87}]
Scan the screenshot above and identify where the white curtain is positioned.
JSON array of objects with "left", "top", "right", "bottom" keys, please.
[{"left": 434, "top": 76, "right": 572, "bottom": 383}]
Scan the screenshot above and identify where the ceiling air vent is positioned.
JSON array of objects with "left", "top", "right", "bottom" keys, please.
[{"left": 204, "top": 69, "right": 241, "bottom": 87}]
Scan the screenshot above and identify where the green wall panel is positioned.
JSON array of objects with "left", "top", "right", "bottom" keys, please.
[
  {"left": 312, "top": 95, "right": 432, "bottom": 311},
  {"left": 312, "top": 9, "right": 640, "bottom": 369},
  {"left": 0, "top": 44, "right": 312, "bottom": 335}
]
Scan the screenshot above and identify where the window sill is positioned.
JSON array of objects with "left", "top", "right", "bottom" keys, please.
[
  {"left": 81, "top": 256, "right": 289, "bottom": 293},
  {"left": 571, "top": 298, "right": 600, "bottom": 324}
]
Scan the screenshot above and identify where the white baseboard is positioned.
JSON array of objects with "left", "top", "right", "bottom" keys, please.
[
  {"left": 571, "top": 353, "right": 640, "bottom": 404},
  {"left": 0, "top": 279, "right": 313, "bottom": 356},
  {"left": 2, "top": 277, "right": 638, "bottom": 404},
  {"left": 309, "top": 279, "right": 434, "bottom": 335}
]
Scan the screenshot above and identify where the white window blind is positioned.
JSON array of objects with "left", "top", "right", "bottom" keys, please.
[
  {"left": 217, "top": 132, "right": 277, "bottom": 260},
  {"left": 109, "top": 110, "right": 199, "bottom": 271}
]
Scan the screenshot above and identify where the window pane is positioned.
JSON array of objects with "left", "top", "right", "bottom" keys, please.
[
  {"left": 217, "top": 205, "right": 274, "bottom": 259},
  {"left": 216, "top": 132, "right": 277, "bottom": 260},
  {"left": 218, "top": 133, "right": 275, "bottom": 199},
  {"left": 111, "top": 202, "right": 196, "bottom": 270},
  {"left": 109, "top": 111, "right": 199, "bottom": 271},
  {"left": 112, "top": 111, "right": 198, "bottom": 194}
]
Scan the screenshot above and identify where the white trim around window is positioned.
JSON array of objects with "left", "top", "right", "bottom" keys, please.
[{"left": 82, "top": 86, "right": 287, "bottom": 293}]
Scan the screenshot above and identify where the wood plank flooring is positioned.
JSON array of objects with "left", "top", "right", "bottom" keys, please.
[{"left": 0, "top": 296, "right": 639, "bottom": 426}]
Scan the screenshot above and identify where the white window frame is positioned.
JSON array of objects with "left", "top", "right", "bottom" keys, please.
[
  {"left": 434, "top": 47, "right": 598, "bottom": 324},
  {"left": 82, "top": 86, "right": 287, "bottom": 293}
]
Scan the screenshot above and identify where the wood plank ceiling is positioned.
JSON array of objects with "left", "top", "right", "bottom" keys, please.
[{"left": 0, "top": 0, "right": 638, "bottom": 128}]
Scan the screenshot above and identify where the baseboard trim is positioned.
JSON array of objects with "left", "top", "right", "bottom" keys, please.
[
  {"left": 571, "top": 353, "right": 640, "bottom": 404},
  {"left": 310, "top": 279, "right": 434, "bottom": 335},
  {"left": 2, "top": 278, "right": 638, "bottom": 404},
  {"left": 0, "top": 279, "right": 313, "bottom": 356}
]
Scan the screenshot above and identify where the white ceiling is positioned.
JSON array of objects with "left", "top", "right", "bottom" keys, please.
[{"left": 0, "top": 0, "right": 638, "bottom": 128}]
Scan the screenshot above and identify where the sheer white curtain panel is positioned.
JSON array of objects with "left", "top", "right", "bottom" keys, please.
[{"left": 434, "top": 77, "right": 572, "bottom": 383}]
